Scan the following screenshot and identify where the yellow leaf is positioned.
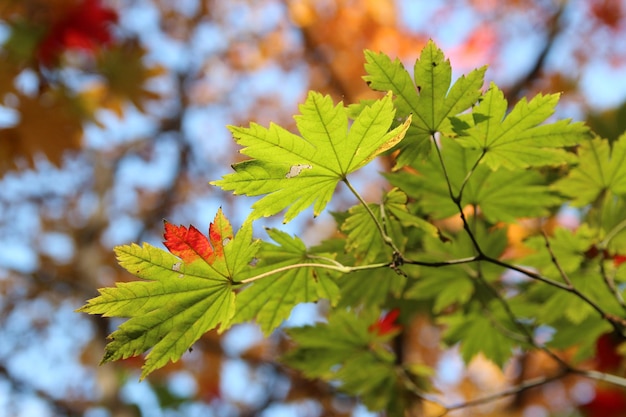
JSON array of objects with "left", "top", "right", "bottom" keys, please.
[
  {"left": 0, "top": 91, "right": 84, "bottom": 173},
  {"left": 96, "top": 40, "right": 165, "bottom": 113}
]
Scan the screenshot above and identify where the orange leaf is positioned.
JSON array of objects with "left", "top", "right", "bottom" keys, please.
[
  {"left": 162, "top": 209, "right": 233, "bottom": 265},
  {"left": 0, "top": 90, "right": 86, "bottom": 173},
  {"left": 163, "top": 222, "right": 215, "bottom": 265}
]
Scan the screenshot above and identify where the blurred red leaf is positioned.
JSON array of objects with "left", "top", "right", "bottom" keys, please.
[
  {"left": 0, "top": 90, "right": 85, "bottom": 172},
  {"left": 38, "top": 0, "right": 117, "bottom": 65},
  {"left": 581, "top": 388, "right": 626, "bottom": 417},
  {"left": 595, "top": 332, "right": 623, "bottom": 372},
  {"left": 369, "top": 308, "right": 402, "bottom": 336},
  {"left": 589, "top": 0, "right": 623, "bottom": 30}
]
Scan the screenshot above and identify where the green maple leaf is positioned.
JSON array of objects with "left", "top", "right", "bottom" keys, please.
[
  {"left": 521, "top": 225, "right": 595, "bottom": 277},
  {"left": 232, "top": 228, "right": 340, "bottom": 335},
  {"left": 442, "top": 303, "right": 518, "bottom": 367},
  {"left": 338, "top": 268, "right": 407, "bottom": 308},
  {"left": 598, "top": 194, "right": 626, "bottom": 253},
  {"left": 387, "top": 138, "right": 562, "bottom": 222},
  {"left": 536, "top": 267, "right": 624, "bottom": 325},
  {"left": 553, "top": 134, "right": 626, "bottom": 206},
  {"left": 341, "top": 188, "right": 437, "bottom": 263},
  {"left": 211, "top": 91, "right": 411, "bottom": 223},
  {"left": 407, "top": 272, "right": 474, "bottom": 314},
  {"left": 363, "top": 40, "right": 486, "bottom": 167},
  {"left": 548, "top": 316, "right": 612, "bottom": 362},
  {"left": 453, "top": 83, "right": 590, "bottom": 170},
  {"left": 283, "top": 309, "right": 406, "bottom": 414},
  {"left": 78, "top": 209, "right": 258, "bottom": 378},
  {"left": 406, "top": 221, "right": 507, "bottom": 313}
]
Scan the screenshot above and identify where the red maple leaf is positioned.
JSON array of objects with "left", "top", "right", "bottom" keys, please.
[
  {"left": 37, "top": 0, "right": 118, "bottom": 65},
  {"left": 580, "top": 388, "right": 626, "bottom": 417},
  {"left": 368, "top": 308, "right": 402, "bottom": 336},
  {"left": 595, "top": 332, "right": 624, "bottom": 372},
  {"left": 163, "top": 222, "right": 216, "bottom": 265},
  {"left": 163, "top": 214, "right": 233, "bottom": 265}
]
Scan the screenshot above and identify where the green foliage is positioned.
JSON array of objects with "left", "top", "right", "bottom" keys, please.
[
  {"left": 231, "top": 228, "right": 340, "bottom": 335},
  {"left": 211, "top": 91, "right": 411, "bottom": 223},
  {"left": 78, "top": 210, "right": 257, "bottom": 378},
  {"left": 282, "top": 309, "right": 411, "bottom": 414},
  {"left": 364, "top": 40, "right": 487, "bottom": 167},
  {"left": 453, "top": 83, "right": 589, "bottom": 170},
  {"left": 80, "top": 41, "right": 626, "bottom": 415},
  {"left": 553, "top": 134, "right": 626, "bottom": 205}
]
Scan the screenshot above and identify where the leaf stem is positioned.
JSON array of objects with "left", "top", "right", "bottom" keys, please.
[
  {"left": 600, "top": 217, "right": 626, "bottom": 249},
  {"left": 403, "top": 255, "right": 480, "bottom": 267},
  {"left": 343, "top": 177, "right": 403, "bottom": 255},
  {"left": 457, "top": 151, "right": 485, "bottom": 200},
  {"left": 599, "top": 257, "right": 626, "bottom": 310},
  {"left": 432, "top": 138, "right": 484, "bottom": 254},
  {"left": 238, "top": 260, "right": 389, "bottom": 284}
]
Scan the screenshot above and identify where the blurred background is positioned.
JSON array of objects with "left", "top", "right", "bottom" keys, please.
[{"left": 1, "top": 0, "right": 626, "bottom": 416}]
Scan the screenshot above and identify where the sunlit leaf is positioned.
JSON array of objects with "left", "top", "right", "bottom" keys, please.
[
  {"left": 386, "top": 138, "right": 562, "bottom": 222},
  {"left": 364, "top": 40, "right": 486, "bottom": 167},
  {"left": 454, "top": 83, "right": 590, "bottom": 170},
  {"left": 212, "top": 91, "right": 411, "bottom": 222},
  {"left": 232, "top": 228, "right": 339, "bottom": 335},
  {"left": 553, "top": 134, "right": 626, "bottom": 206},
  {"left": 78, "top": 209, "right": 258, "bottom": 378}
]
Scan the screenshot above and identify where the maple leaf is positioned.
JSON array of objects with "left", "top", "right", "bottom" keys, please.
[
  {"left": 441, "top": 302, "right": 518, "bottom": 367},
  {"left": 363, "top": 40, "right": 486, "bottom": 167},
  {"left": 95, "top": 40, "right": 165, "bottom": 115},
  {"left": 387, "top": 138, "right": 563, "bottom": 222},
  {"left": 0, "top": 90, "right": 85, "bottom": 173},
  {"left": 548, "top": 316, "right": 612, "bottom": 362},
  {"left": 231, "top": 228, "right": 340, "bottom": 335},
  {"left": 453, "top": 83, "right": 590, "bottom": 170},
  {"left": 368, "top": 308, "right": 402, "bottom": 336},
  {"left": 211, "top": 91, "right": 411, "bottom": 223},
  {"left": 521, "top": 226, "right": 595, "bottom": 277},
  {"left": 406, "top": 221, "right": 507, "bottom": 313},
  {"left": 341, "top": 188, "right": 437, "bottom": 263},
  {"left": 283, "top": 309, "right": 407, "bottom": 414},
  {"left": 552, "top": 134, "right": 626, "bottom": 206},
  {"left": 78, "top": 209, "right": 258, "bottom": 378},
  {"left": 37, "top": 0, "right": 118, "bottom": 66}
]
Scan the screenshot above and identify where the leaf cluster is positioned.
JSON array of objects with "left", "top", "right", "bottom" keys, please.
[{"left": 80, "top": 40, "right": 626, "bottom": 415}]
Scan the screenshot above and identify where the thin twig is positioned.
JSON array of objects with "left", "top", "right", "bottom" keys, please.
[
  {"left": 599, "top": 257, "right": 626, "bottom": 310},
  {"left": 484, "top": 255, "right": 626, "bottom": 331},
  {"left": 541, "top": 230, "right": 573, "bottom": 288},
  {"left": 575, "top": 368, "right": 626, "bottom": 387},
  {"left": 436, "top": 370, "right": 569, "bottom": 416}
]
